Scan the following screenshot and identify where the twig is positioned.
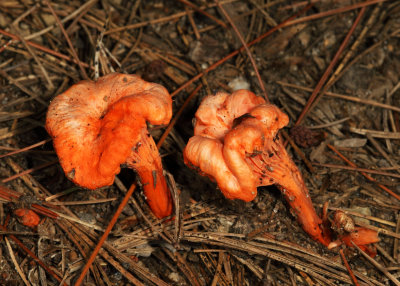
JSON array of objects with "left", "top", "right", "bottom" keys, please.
[
  {"left": 165, "top": 172, "right": 182, "bottom": 245},
  {"left": 25, "top": 0, "right": 98, "bottom": 41},
  {"left": 8, "top": 24, "right": 54, "bottom": 89},
  {"left": 44, "top": 0, "right": 89, "bottom": 80},
  {"left": 0, "top": 69, "right": 48, "bottom": 108},
  {"left": 1, "top": 160, "right": 58, "bottom": 183},
  {"left": 74, "top": 184, "right": 136, "bottom": 286},
  {"left": 157, "top": 84, "right": 202, "bottom": 148},
  {"left": 327, "top": 144, "right": 400, "bottom": 201},
  {"left": 0, "top": 139, "right": 51, "bottom": 159},
  {"left": 281, "top": 0, "right": 388, "bottom": 28},
  {"left": 277, "top": 81, "right": 400, "bottom": 113},
  {"left": 171, "top": 3, "right": 313, "bottom": 97},
  {"left": 281, "top": 130, "right": 315, "bottom": 173},
  {"left": 295, "top": 7, "right": 366, "bottom": 125},
  {"left": 313, "top": 162, "right": 400, "bottom": 179},
  {"left": 178, "top": 0, "right": 227, "bottom": 28},
  {"left": 349, "top": 127, "right": 400, "bottom": 139},
  {"left": 366, "top": 133, "right": 400, "bottom": 173},
  {"left": 0, "top": 224, "right": 65, "bottom": 284},
  {"left": 216, "top": 0, "right": 269, "bottom": 101},
  {"left": 104, "top": 1, "right": 234, "bottom": 34},
  {"left": 339, "top": 249, "right": 359, "bottom": 286},
  {"left": 5, "top": 237, "right": 31, "bottom": 286},
  {"left": 352, "top": 242, "right": 400, "bottom": 286}
]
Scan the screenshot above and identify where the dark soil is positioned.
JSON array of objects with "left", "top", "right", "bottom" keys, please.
[{"left": 1, "top": 0, "right": 400, "bottom": 285}]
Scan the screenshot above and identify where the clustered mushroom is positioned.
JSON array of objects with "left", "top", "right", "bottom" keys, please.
[
  {"left": 46, "top": 73, "right": 378, "bottom": 252},
  {"left": 184, "top": 90, "right": 379, "bottom": 250},
  {"left": 14, "top": 208, "right": 40, "bottom": 228},
  {"left": 46, "top": 73, "right": 173, "bottom": 218}
]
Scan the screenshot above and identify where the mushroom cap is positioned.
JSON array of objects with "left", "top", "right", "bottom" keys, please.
[
  {"left": 194, "top": 90, "right": 265, "bottom": 140},
  {"left": 46, "top": 73, "right": 172, "bottom": 189},
  {"left": 185, "top": 90, "right": 287, "bottom": 201},
  {"left": 184, "top": 90, "right": 329, "bottom": 244}
]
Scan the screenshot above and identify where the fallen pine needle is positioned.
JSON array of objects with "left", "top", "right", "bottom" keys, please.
[
  {"left": 340, "top": 249, "right": 359, "bottom": 286},
  {"left": 5, "top": 237, "right": 31, "bottom": 286},
  {"left": 352, "top": 242, "right": 400, "bottom": 286}
]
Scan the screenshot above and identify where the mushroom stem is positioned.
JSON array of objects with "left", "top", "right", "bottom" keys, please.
[
  {"left": 248, "top": 140, "right": 330, "bottom": 246},
  {"left": 46, "top": 73, "right": 173, "bottom": 219},
  {"left": 184, "top": 90, "right": 379, "bottom": 251},
  {"left": 223, "top": 115, "right": 330, "bottom": 246},
  {"left": 127, "top": 129, "right": 172, "bottom": 218}
]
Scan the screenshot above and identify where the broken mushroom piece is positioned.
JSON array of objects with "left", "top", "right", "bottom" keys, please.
[
  {"left": 328, "top": 211, "right": 380, "bottom": 256},
  {"left": 14, "top": 208, "right": 41, "bottom": 228},
  {"left": 46, "top": 73, "right": 173, "bottom": 218},
  {"left": 184, "top": 90, "right": 378, "bottom": 249}
]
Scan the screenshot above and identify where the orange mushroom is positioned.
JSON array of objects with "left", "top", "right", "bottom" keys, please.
[
  {"left": 184, "top": 90, "right": 378, "bottom": 249},
  {"left": 328, "top": 211, "right": 379, "bottom": 256},
  {"left": 46, "top": 73, "right": 173, "bottom": 218},
  {"left": 14, "top": 208, "right": 41, "bottom": 228}
]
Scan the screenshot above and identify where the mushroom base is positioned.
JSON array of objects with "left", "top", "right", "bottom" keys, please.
[{"left": 127, "top": 129, "right": 173, "bottom": 219}]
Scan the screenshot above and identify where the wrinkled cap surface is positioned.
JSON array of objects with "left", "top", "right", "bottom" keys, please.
[
  {"left": 194, "top": 90, "right": 265, "bottom": 140},
  {"left": 46, "top": 73, "right": 172, "bottom": 189},
  {"left": 184, "top": 90, "right": 289, "bottom": 201}
]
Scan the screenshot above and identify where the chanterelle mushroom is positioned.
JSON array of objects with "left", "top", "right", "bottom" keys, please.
[
  {"left": 184, "top": 90, "right": 378, "bottom": 248},
  {"left": 46, "top": 73, "right": 173, "bottom": 218}
]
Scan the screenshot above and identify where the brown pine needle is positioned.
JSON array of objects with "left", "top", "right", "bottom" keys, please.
[
  {"left": 352, "top": 242, "right": 400, "bottom": 286},
  {"left": 339, "top": 249, "right": 360, "bottom": 286},
  {"left": 216, "top": 0, "right": 269, "bottom": 102}
]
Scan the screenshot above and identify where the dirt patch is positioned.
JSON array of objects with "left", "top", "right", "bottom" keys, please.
[{"left": 1, "top": 0, "right": 399, "bottom": 285}]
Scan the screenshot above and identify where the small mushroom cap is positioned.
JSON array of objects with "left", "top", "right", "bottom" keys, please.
[
  {"left": 184, "top": 90, "right": 330, "bottom": 245},
  {"left": 194, "top": 90, "right": 265, "bottom": 140},
  {"left": 46, "top": 73, "right": 172, "bottom": 189}
]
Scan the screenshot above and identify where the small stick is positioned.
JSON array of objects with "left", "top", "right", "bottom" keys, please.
[
  {"left": 157, "top": 84, "right": 202, "bottom": 148},
  {"left": 0, "top": 29, "right": 91, "bottom": 69},
  {"left": 352, "top": 242, "right": 400, "bottom": 286},
  {"left": 185, "top": 6, "right": 201, "bottom": 40},
  {"left": 74, "top": 184, "right": 136, "bottom": 286},
  {"left": 0, "top": 224, "right": 65, "bottom": 284},
  {"left": 349, "top": 127, "right": 400, "bottom": 139},
  {"left": 322, "top": 205, "right": 396, "bottom": 227},
  {"left": 0, "top": 138, "right": 51, "bottom": 159},
  {"left": 1, "top": 160, "right": 58, "bottom": 183},
  {"left": 295, "top": 7, "right": 366, "bottom": 125},
  {"left": 9, "top": 24, "right": 54, "bottom": 89},
  {"left": 105, "top": 1, "right": 232, "bottom": 34},
  {"left": 5, "top": 237, "right": 31, "bottom": 286},
  {"left": 277, "top": 81, "right": 400, "bottom": 113},
  {"left": 171, "top": 3, "right": 313, "bottom": 97},
  {"left": 44, "top": 0, "right": 88, "bottom": 80},
  {"left": 280, "top": 0, "right": 388, "bottom": 28},
  {"left": 339, "top": 249, "right": 359, "bottom": 286},
  {"left": 281, "top": 130, "right": 315, "bottom": 173},
  {"left": 327, "top": 144, "right": 400, "bottom": 201},
  {"left": 366, "top": 133, "right": 400, "bottom": 173},
  {"left": 165, "top": 172, "right": 182, "bottom": 244},
  {"left": 216, "top": 0, "right": 269, "bottom": 102},
  {"left": 395, "top": 215, "right": 400, "bottom": 262},
  {"left": 178, "top": 0, "right": 227, "bottom": 28},
  {"left": 313, "top": 162, "right": 400, "bottom": 179}
]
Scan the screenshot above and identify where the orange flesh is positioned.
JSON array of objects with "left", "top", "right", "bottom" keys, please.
[
  {"left": 126, "top": 128, "right": 173, "bottom": 218},
  {"left": 15, "top": 208, "right": 40, "bottom": 228},
  {"left": 184, "top": 90, "right": 377, "bottom": 248},
  {"left": 46, "top": 73, "right": 173, "bottom": 218},
  {"left": 340, "top": 227, "right": 380, "bottom": 247}
]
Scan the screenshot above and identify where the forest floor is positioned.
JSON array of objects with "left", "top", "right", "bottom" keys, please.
[{"left": 1, "top": 0, "right": 400, "bottom": 285}]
